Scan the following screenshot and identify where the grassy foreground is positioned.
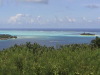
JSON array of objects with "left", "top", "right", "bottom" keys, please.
[{"left": 0, "top": 40, "right": 100, "bottom": 75}]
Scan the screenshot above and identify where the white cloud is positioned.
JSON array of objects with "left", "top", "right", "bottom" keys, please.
[
  {"left": 97, "top": 17, "right": 100, "bottom": 23},
  {"left": 82, "top": 17, "right": 86, "bottom": 21},
  {"left": 85, "top": 4, "right": 100, "bottom": 9},
  {"left": 82, "top": 17, "right": 92, "bottom": 22},
  {"left": 0, "top": 0, "right": 48, "bottom": 6},
  {"left": 65, "top": 17, "right": 76, "bottom": 23},
  {"left": 8, "top": 14, "right": 78, "bottom": 25},
  {"left": 18, "top": 0, "right": 48, "bottom": 4},
  {"left": 8, "top": 14, "right": 31, "bottom": 24},
  {"left": 54, "top": 16, "right": 64, "bottom": 22},
  {"left": 87, "top": 20, "right": 92, "bottom": 23},
  {"left": 7, "top": 14, "right": 100, "bottom": 27},
  {"left": 67, "top": 18, "right": 76, "bottom": 22},
  {"left": 81, "top": 17, "right": 93, "bottom": 23},
  {"left": 98, "top": 17, "right": 100, "bottom": 20},
  {"left": 8, "top": 14, "right": 49, "bottom": 25},
  {"left": 54, "top": 16, "right": 76, "bottom": 23}
]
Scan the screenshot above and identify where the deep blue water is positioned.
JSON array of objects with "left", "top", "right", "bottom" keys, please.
[{"left": 0, "top": 28, "right": 100, "bottom": 50}]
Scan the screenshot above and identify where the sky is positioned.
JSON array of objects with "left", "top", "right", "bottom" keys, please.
[{"left": 0, "top": 0, "right": 100, "bottom": 29}]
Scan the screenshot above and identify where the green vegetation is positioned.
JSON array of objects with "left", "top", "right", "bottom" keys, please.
[
  {"left": 0, "top": 34, "right": 17, "bottom": 40},
  {"left": 91, "top": 36, "right": 100, "bottom": 48},
  {"left": 0, "top": 37, "right": 100, "bottom": 75},
  {"left": 80, "top": 32, "right": 95, "bottom": 35}
]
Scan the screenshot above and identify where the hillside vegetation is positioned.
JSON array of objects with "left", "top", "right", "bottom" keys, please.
[{"left": 0, "top": 37, "right": 100, "bottom": 75}]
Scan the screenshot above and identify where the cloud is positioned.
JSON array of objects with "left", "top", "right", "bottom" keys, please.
[
  {"left": 8, "top": 14, "right": 22, "bottom": 24},
  {"left": 98, "top": 17, "right": 100, "bottom": 20},
  {"left": 0, "top": 0, "right": 48, "bottom": 6},
  {"left": 8, "top": 14, "right": 31, "bottom": 24},
  {"left": 85, "top": 4, "right": 100, "bottom": 9},
  {"left": 82, "top": 17, "right": 86, "bottom": 21},
  {"left": 65, "top": 17, "right": 76, "bottom": 23},
  {"left": 81, "top": 17, "right": 93, "bottom": 23},
  {"left": 17, "top": 0, "right": 48, "bottom": 4},
  {"left": 67, "top": 18, "right": 76, "bottom": 22},
  {"left": 8, "top": 14, "right": 78, "bottom": 25},
  {"left": 54, "top": 16, "right": 76, "bottom": 23},
  {"left": 8, "top": 14, "right": 49, "bottom": 25}
]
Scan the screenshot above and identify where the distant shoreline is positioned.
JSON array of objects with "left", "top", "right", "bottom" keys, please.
[
  {"left": 0, "top": 34, "right": 17, "bottom": 40},
  {"left": 0, "top": 28, "right": 100, "bottom": 31}
]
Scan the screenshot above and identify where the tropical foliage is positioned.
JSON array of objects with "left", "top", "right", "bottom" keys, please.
[
  {"left": 0, "top": 37, "right": 100, "bottom": 75},
  {"left": 91, "top": 36, "right": 100, "bottom": 48}
]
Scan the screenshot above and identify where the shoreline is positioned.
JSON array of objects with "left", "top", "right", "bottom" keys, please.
[{"left": 0, "top": 34, "right": 17, "bottom": 40}]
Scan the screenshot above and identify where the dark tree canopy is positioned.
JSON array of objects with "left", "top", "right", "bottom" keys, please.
[{"left": 91, "top": 36, "right": 100, "bottom": 48}]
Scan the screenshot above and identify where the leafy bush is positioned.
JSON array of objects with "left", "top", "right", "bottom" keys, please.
[
  {"left": 0, "top": 42, "right": 100, "bottom": 75},
  {"left": 91, "top": 36, "right": 100, "bottom": 48}
]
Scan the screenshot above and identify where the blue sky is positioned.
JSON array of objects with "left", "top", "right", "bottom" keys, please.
[{"left": 0, "top": 0, "right": 100, "bottom": 29}]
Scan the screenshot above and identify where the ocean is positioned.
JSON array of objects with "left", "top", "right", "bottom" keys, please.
[{"left": 0, "top": 28, "right": 100, "bottom": 50}]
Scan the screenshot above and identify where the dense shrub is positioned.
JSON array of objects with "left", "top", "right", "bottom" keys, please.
[
  {"left": 0, "top": 42, "right": 100, "bottom": 75},
  {"left": 91, "top": 36, "right": 100, "bottom": 48}
]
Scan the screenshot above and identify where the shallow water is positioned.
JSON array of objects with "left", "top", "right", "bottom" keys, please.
[{"left": 0, "top": 29, "right": 100, "bottom": 50}]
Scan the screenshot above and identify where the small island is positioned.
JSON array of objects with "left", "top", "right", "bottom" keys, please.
[
  {"left": 0, "top": 34, "right": 17, "bottom": 40},
  {"left": 80, "top": 32, "right": 95, "bottom": 35}
]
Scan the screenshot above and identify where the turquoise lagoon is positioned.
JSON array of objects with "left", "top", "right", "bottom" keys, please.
[{"left": 0, "top": 29, "right": 100, "bottom": 50}]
